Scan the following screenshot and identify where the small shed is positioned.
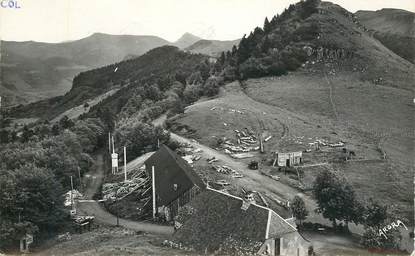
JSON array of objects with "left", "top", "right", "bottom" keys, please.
[
  {"left": 20, "top": 234, "right": 33, "bottom": 253},
  {"left": 275, "top": 151, "right": 302, "bottom": 167}
]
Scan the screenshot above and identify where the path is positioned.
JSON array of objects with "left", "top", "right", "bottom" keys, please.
[
  {"left": 324, "top": 70, "right": 339, "bottom": 120},
  {"left": 76, "top": 153, "right": 174, "bottom": 235}
]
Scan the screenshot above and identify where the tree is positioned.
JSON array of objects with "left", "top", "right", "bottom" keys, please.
[
  {"left": 59, "top": 116, "right": 75, "bottom": 130},
  {"left": 0, "top": 165, "right": 66, "bottom": 250},
  {"left": 264, "top": 17, "right": 272, "bottom": 33},
  {"left": 169, "top": 98, "right": 185, "bottom": 115},
  {"left": 0, "top": 129, "right": 10, "bottom": 144},
  {"left": 364, "top": 199, "right": 388, "bottom": 229},
  {"left": 290, "top": 195, "right": 308, "bottom": 225},
  {"left": 20, "top": 125, "right": 34, "bottom": 143},
  {"left": 237, "top": 35, "right": 251, "bottom": 64},
  {"left": 312, "top": 170, "right": 361, "bottom": 228},
  {"left": 361, "top": 226, "right": 400, "bottom": 251},
  {"left": 97, "top": 107, "right": 115, "bottom": 131},
  {"left": 299, "top": 0, "right": 320, "bottom": 19},
  {"left": 262, "top": 36, "right": 271, "bottom": 53},
  {"left": 203, "top": 77, "right": 220, "bottom": 97},
  {"left": 183, "top": 84, "right": 202, "bottom": 104},
  {"left": 219, "top": 52, "right": 226, "bottom": 66}
]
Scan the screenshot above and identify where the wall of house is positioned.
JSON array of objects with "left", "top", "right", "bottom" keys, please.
[
  {"left": 258, "top": 232, "right": 308, "bottom": 256},
  {"left": 280, "top": 232, "right": 308, "bottom": 256},
  {"left": 257, "top": 239, "right": 275, "bottom": 255},
  {"left": 159, "top": 186, "right": 199, "bottom": 221}
]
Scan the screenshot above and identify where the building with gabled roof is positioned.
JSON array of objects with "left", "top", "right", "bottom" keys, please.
[
  {"left": 144, "top": 145, "right": 206, "bottom": 221},
  {"left": 173, "top": 188, "right": 309, "bottom": 255}
]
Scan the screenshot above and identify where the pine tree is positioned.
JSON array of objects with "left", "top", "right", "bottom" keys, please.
[
  {"left": 262, "top": 36, "right": 271, "bottom": 53},
  {"left": 219, "top": 52, "right": 226, "bottom": 65},
  {"left": 270, "top": 15, "right": 279, "bottom": 26},
  {"left": 237, "top": 35, "right": 250, "bottom": 64},
  {"left": 264, "top": 17, "right": 271, "bottom": 33}
]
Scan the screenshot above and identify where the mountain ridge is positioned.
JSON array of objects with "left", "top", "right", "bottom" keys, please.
[
  {"left": 0, "top": 33, "right": 170, "bottom": 106},
  {"left": 173, "top": 32, "right": 202, "bottom": 49}
]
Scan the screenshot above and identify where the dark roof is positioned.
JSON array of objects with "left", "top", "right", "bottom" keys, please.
[
  {"left": 173, "top": 188, "right": 296, "bottom": 253},
  {"left": 144, "top": 145, "right": 205, "bottom": 206}
]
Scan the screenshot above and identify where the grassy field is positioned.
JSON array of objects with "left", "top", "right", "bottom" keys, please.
[
  {"left": 33, "top": 226, "right": 201, "bottom": 256},
  {"left": 245, "top": 72, "right": 413, "bottom": 222},
  {"left": 170, "top": 71, "right": 413, "bottom": 224},
  {"left": 52, "top": 88, "right": 120, "bottom": 122}
]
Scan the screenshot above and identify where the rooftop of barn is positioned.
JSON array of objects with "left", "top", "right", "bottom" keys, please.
[{"left": 173, "top": 188, "right": 297, "bottom": 254}]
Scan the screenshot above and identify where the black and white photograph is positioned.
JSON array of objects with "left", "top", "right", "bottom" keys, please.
[{"left": 0, "top": 0, "right": 414, "bottom": 255}]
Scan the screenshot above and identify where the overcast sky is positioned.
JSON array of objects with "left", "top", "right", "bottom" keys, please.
[{"left": 0, "top": 0, "right": 413, "bottom": 43}]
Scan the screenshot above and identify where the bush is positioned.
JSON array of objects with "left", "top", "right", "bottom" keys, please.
[
  {"left": 202, "top": 77, "right": 220, "bottom": 97},
  {"left": 183, "top": 84, "right": 202, "bottom": 104},
  {"left": 0, "top": 165, "right": 67, "bottom": 251}
]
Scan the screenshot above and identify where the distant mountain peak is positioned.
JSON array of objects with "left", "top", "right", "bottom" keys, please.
[{"left": 173, "top": 33, "right": 202, "bottom": 49}]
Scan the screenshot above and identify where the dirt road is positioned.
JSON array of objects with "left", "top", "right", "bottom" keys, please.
[{"left": 77, "top": 153, "right": 174, "bottom": 235}]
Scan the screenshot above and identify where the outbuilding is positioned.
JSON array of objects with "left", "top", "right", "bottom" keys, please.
[{"left": 275, "top": 151, "right": 302, "bottom": 167}]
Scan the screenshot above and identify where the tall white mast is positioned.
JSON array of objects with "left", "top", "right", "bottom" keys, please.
[
  {"left": 124, "top": 146, "right": 127, "bottom": 181},
  {"left": 152, "top": 166, "right": 156, "bottom": 220}
]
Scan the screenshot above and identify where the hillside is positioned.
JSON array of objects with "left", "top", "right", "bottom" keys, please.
[
  {"left": 11, "top": 46, "right": 210, "bottom": 120},
  {"left": 355, "top": 9, "right": 415, "bottom": 36},
  {"left": 0, "top": 33, "right": 169, "bottom": 106},
  {"left": 355, "top": 9, "right": 415, "bottom": 63},
  {"left": 185, "top": 39, "right": 241, "bottom": 57},
  {"left": 173, "top": 33, "right": 202, "bottom": 49},
  {"left": 214, "top": 0, "right": 414, "bottom": 90},
  {"left": 168, "top": 0, "right": 415, "bottom": 226}
]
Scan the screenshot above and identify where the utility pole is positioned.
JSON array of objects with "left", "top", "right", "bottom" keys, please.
[
  {"left": 124, "top": 146, "right": 127, "bottom": 181},
  {"left": 116, "top": 191, "right": 119, "bottom": 227},
  {"left": 108, "top": 132, "right": 111, "bottom": 154},
  {"left": 152, "top": 166, "right": 156, "bottom": 220},
  {"left": 78, "top": 167, "right": 82, "bottom": 192},
  {"left": 70, "top": 176, "right": 74, "bottom": 210},
  {"left": 112, "top": 136, "right": 115, "bottom": 154}
]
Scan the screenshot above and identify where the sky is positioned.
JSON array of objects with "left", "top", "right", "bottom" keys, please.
[{"left": 0, "top": 0, "right": 414, "bottom": 43}]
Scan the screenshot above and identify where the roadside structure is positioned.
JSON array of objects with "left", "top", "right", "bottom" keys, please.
[
  {"left": 274, "top": 151, "right": 303, "bottom": 167},
  {"left": 144, "top": 145, "right": 206, "bottom": 221},
  {"left": 173, "top": 188, "right": 309, "bottom": 255}
]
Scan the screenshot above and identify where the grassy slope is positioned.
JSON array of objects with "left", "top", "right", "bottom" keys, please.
[
  {"left": 51, "top": 88, "right": 120, "bottom": 122},
  {"left": 314, "top": 2, "right": 414, "bottom": 91},
  {"left": 33, "top": 226, "right": 201, "bottom": 256},
  {"left": 355, "top": 9, "right": 415, "bottom": 37},
  {"left": 185, "top": 39, "right": 240, "bottom": 57},
  {"left": 170, "top": 70, "right": 413, "bottom": 223},
  {"left": 244, "top": 72, "right": 413, "bottom": 222}
]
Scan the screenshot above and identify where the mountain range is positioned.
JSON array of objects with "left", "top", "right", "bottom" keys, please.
[
  {"left": 1, "top": 6, "right": 414, "bottom": 107},
  {"left": 0, "top": 32, "right": 239, "bottom": 107}
]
